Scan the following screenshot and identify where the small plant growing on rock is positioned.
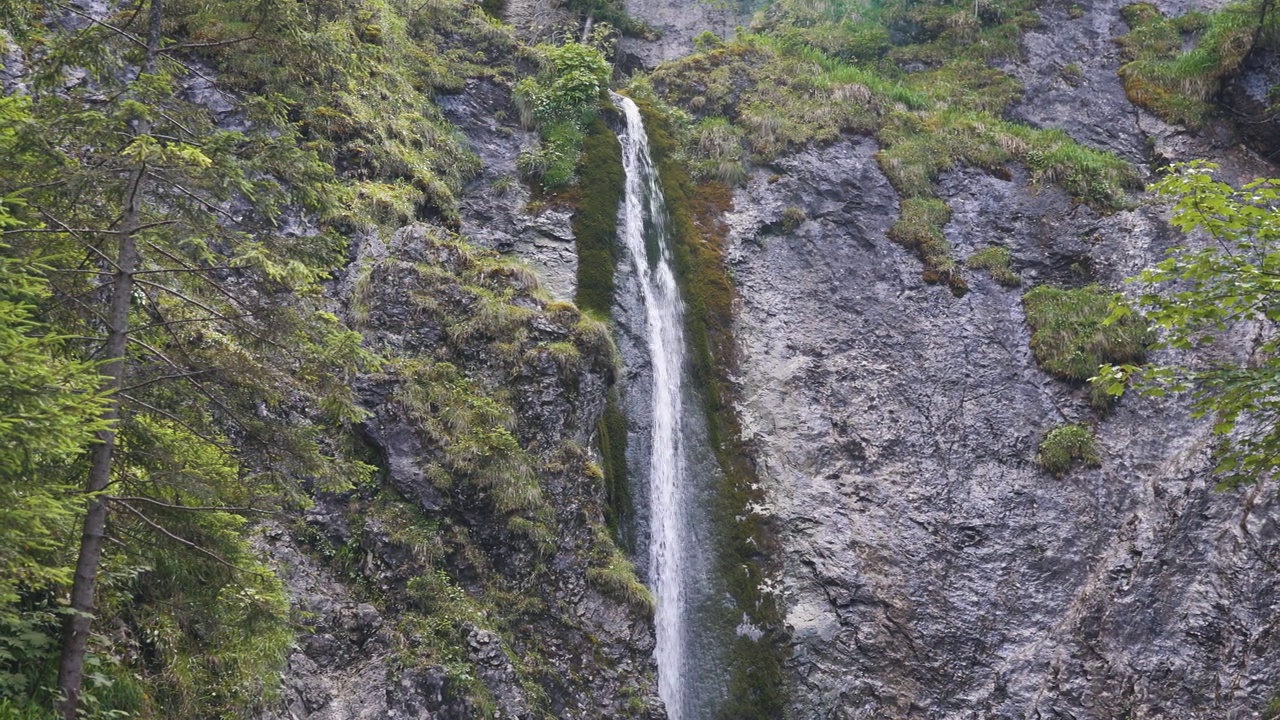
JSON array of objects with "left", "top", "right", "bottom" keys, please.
[
  {"left": 966, "top": 246, "right": 1020, "bottom": 286},
  {"left": 587, "top": 527, "right": 655, "bottom": 616},
  {"left": 1060, "top": 63, "right": 1084, "bottom": 87},
  {"left": 780, "top": 206, "right": 807, "bottom": 230},
  {"left": 490, "top": 175, "right": 516, "bottom": 195},
  {"left": 1023, "top": 284, "right": 1152, "bottom": 391},
  {"left": 514, "top": 41, "right": 612, "bottom": 190},
  {"left": 1037, "top": 423, "right": 1101, "bottom": 476}
]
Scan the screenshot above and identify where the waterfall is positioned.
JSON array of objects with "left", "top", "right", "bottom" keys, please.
[{"left": 613, "top": 93, "right": 691, "bottom": 718}]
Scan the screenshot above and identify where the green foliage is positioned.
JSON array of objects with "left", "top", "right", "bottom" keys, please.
[
  {"left": 1118, "top": 0, "right": 1279, "bottom": 127},
  {"left": 562, "top": 0, "right": 651, "bottom": 36},
  {"left": 0, "top": 192, "right": 109, "bottom": 629},
  {"left": 396, "top": 359, "right": 549, "bottom": 527},
  {"left": 170, "top": 0, "right": 516, "bottom": 230},
  {"left": 890, "top": 197, "right": 960, "bottom": 289},
  {"left": 105, "top": 507, "right": 292, "bottom": 718},
  {"left": 1036, "top": 423, "right": 1100, "bottom": 476},
  {"left": 1024, "top": 285, "right": 1152, "bottom": 395},
  {"left": 635, "top": 100, "right": 789, "bottom": 720},
  {"left": 586, "top": 527, "right": 654, "bottom": 615},
  {"left": 515, "top": 41, "right": 613, "bottom": 190},
  {"left": 572, "top": 117, "right": 627, "bottom": 315},
  {"left": 1098, "top": 162, "right": 1280, "bottom": 486},
  {"left": 966, "top": 245, "right": 1020, "bottom": 286},
  {"left": 0, "top": 2, "right": 403, "bottom": 712}
]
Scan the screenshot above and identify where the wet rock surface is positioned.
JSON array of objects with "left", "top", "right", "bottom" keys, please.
[
  {"left": 1222, "top": 47, "right": 1280, "bottom": 162},
  {"left": 728, "top": 139, "right": 1280, "bottom": 720},
  {"left": 1001, "top": 0, "right": 1150, "bottom": 163}
]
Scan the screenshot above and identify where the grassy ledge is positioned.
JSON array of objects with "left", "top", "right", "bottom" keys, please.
[
  {"left": 1023, "top": 284, "right": 1153, "bottom": 411},
  {"left": 642, "top": 0, "right": 1141, "bottom": 292},
  {"left": 1117, "top": 0, "right": 1280, "bottom": 128}
]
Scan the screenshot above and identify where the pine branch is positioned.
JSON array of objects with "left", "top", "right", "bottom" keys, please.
[
  {"left": 121, "top": 370, "right": 210, "bottom": 393},
  {"left": 107, "top": 495, "right": 285, "bottom": 515},
  {"left": 117, "top": 392, "right": 238, "bottom": 457},
  {"left": 108, "top": 499, "right": 264, "bottom": 576}
]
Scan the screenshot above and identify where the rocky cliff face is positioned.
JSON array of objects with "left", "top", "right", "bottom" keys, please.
[
  {"left": 259, "top": 0, "right": 1280, "bottom": 716},
  {"left": 722, "top": 1, "right": 1280, "bottom": 717},
  {"left": 257, "top": 78, "right": 666, "bottom": 717},
  {"left": 618, "top": 0, "right": 746, "bottom": 68}
]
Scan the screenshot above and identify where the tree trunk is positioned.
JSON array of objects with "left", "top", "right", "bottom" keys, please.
[{"left": 55, "top": 2, "right": 160, "bottom": 717}]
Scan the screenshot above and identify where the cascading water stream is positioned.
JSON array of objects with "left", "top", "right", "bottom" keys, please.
[{"left": 612, "top": 93, "right": 692, "bottom": 718}]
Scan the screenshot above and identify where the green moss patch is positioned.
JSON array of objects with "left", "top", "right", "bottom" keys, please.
[
  {"left": 635, "top": 98, "right": 789, "bottom": 720},
  {"left": 1037, "top": 422, "right": 1101, "bottom": 476},
  {"left": 966, "top": 246, "right": 1020, "bottom": 287},
  {"left": 1023, "top": 284, "right": 1152, "bottom": 408},
  {"left": 571, "top": 116, "right": 627, "bottom": 316}
]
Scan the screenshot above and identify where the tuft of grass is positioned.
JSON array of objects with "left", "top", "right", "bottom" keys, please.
[
  {"left": 587, "top": 527, "right": 655, "bottom": 616},
  {"left": 1117, "top": 0, "right": 1278, "bottom": 128},
  {"left": 1023, "top": 285, "right": 1153, "bottom": 399},
  {"left": 890, "top": 197, "right": 965, "bottom": 292},
  {"left": 1037, "top": 422, "right": 1101, "bottom": 476},
  {"left": 966, "top": 245, "right": 1020, "bottom": 286},
  {"left": 1265, "top": 694, "right": 1280, "bottom": 720},
  {"left": 780, "top": 206, "right": 807, "bottom": 230},
  {"left": 1060, "top": 62, "right": 1084, "bottom": 86},
  {"left": 692, "top": 116, "right": 748, "bottom": 185}
]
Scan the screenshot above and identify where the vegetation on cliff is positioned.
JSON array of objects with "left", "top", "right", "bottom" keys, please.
[
  {"left": 0, "top": 0, "right": 650, "bottom": 716},
  {"left": 639, "top": 0, "right": 1141, "bottom": 292},
  {"left": 1099, "top": 162, "right": 1280, "bottom": 487},
  {"left": 1024, "top": 284, "right": 1153, "bottom": 410},
  {"left": 1118, "top": 0, "right": 1280, "bottom": 128}
]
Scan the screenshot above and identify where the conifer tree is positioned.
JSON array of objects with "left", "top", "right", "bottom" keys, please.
[{"left": 1, "top": 0, "right": 376, "bottom": 715}]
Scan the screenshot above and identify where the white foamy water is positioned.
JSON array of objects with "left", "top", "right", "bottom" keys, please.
[{"left": 613, "top": 93, "right": 690, "bottom": 720}]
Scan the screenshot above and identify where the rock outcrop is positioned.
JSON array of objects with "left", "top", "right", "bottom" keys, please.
[
  {"left": 724, "top": 1, "right": 1280, "bottom": 715},
  {"left": 619, "top": 0, "right": 746, "bottom": 69},
  {"left": 256, "top": 79, "right": 666, "bottom": 718}
]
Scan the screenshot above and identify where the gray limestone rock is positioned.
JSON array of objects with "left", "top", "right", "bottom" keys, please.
[
  {"left": 619, "top": 0, "right": 747, "bottom": 69},
  {"left": 728, "top": 133, "right": 1280, "bottom": 718},
  {"left": 441, "top": 79, "right": 581, "bottom": 302}
]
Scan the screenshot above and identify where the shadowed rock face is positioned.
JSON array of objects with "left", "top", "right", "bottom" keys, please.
[{"left": 1222, "top": 47, "right": 1280, "bottom": 163}]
